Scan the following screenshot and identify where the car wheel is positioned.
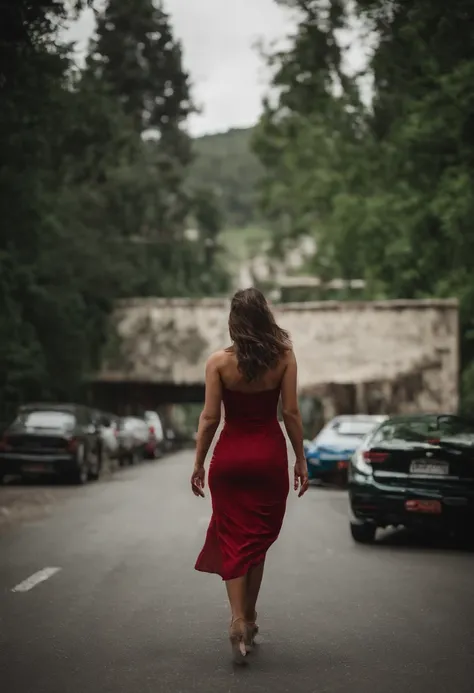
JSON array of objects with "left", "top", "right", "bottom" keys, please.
[
  {"left": 69, "top": 443, "right": 89, "bottom": 485},
  {"left": 350, "top": 521, "right": 376, "bottom": 544}
]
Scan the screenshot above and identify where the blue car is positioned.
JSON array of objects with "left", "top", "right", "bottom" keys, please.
[{"left": 304, "top": 415, "right": 387, "bottom": 482}]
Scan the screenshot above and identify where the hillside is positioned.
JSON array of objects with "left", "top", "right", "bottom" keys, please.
[{"left": 189, "top": 127, "right": 263, "bottom": 229}]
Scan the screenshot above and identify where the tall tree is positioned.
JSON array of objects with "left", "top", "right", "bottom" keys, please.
[
  {"left": 256, "top": 0, "right": 474, "bottom": 409},
  {"left": 0, "top": 0, "right": 230, "bottom": 422},
  {"left": 85, "top": 0, "right": 195, "bottom": 240},
  {"left": 353, "top": 0, "right": 474, "bottom": 409},
  {"left": 253, "top": 0, "right": 367, "bottom": 274},
  {"left": 87, "top": 0, "right": 193, "bottom": 141}
]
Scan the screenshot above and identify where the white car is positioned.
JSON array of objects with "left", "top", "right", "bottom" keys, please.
[
  {"left": 91, "top": 411, "right": 120, "bottom": 462},
  {"left": 99, "top": 416, "right": 120, "bottom": 460},
  {"left": 116, "top": 417, "right": 149, "bottom": 466}
]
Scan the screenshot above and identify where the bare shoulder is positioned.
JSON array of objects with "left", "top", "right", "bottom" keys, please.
[
  {"left": 206, "top": 350, "right": 229, "bottom": 370},
  {"left": 281, "top": 348, "right": 296, "bottom": 367}
]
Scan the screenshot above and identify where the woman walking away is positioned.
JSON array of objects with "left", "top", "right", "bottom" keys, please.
[{"left": 191, "top": 287, "right": 309, "bottom": 664}]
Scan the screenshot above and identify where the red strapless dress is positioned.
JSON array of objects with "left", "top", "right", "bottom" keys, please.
[{"left": 195, "top": 387, "right": 289, "bottom": 581}]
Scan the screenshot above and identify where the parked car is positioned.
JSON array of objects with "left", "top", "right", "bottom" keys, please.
[
  {"left": 143, "top": 410, "right": 165, "bottom": 459},
  {"left": 304, "top": 415, "right": 387, "bottom": 483},
  {"left": 348, "top": 414, "right": 474, "bottom": 543},
  {"left": 116, "top": 416, "right": 149, "bottom": 466},
  {"left": 0, "top": 404, "right": 102, "bottom": 484},
  {"left": 93, "top": 410, "right": 120, "bottom": 462}
]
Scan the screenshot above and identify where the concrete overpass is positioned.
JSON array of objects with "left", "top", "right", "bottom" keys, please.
[{"left": 90, "top": 297, "right": 459, "bottom": 422}]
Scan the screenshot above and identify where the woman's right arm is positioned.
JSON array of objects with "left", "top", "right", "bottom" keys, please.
[{"left": 281, "top": 350, "right": 308, "bottom": 496}]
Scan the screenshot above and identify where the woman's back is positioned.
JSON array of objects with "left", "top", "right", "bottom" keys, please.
[
  {"left": 209, "top": 352, "right": 287, "bottom": 493},
  {"left": 217, "top": 348, "right": 288, "bottom": 394},
  {"left": 222, "top": 387, "right": 281, "bottom": 429},
  {"left": 213, "top": 349, "right": 287, "bottom": 429}
]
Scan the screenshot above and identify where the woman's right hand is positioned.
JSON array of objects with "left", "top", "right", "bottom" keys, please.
[
  {"left": 294, "top": 457, "right": 309, "bottom": 497},
  {"left": 191, "top": 463, "right": 206, "bottom": 498}
]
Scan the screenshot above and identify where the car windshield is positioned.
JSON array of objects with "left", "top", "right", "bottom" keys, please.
[
  {"left": 333, "top": 421, "right": 378, "bottom": 437},
  {"left": 17, "top": 411, "right": 75, "bottom": 429},
  {"left": 374, "top": 416, "right": 474, "bottom": 443}
]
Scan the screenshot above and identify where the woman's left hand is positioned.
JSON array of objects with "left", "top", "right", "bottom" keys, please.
[{"left": 191, "top": 464, "right": 206, "bottom": 498}]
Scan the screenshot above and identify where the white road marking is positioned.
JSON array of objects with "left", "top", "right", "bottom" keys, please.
[{"left": 12, "top": 567, "right": 61, "bottom": 593}]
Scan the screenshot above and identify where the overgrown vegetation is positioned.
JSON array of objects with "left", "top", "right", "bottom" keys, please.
[
  {"left": 0, "top": 0, "right": 229, "bottom": 418},
  {"left": 254, "top": 0, "right": 474, "bottom": 412}
]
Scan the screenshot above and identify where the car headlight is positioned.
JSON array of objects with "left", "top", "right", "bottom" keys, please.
[{"left": 351, "top": 450, "right": 373, "bottom": 476}]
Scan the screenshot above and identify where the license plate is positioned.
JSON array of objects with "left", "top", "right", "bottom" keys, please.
[
  {"left": 406, "top": 499, "right": 442, "bottom": 514},
  {"left": 410, "top": 460, "right": 449, "bottom": 475},
  {"left": 22, "top": 464, "right": 48, "bottom": 473}
]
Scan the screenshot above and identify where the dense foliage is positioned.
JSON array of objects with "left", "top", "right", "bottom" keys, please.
[
  {"left": 0, "top": 0, "right": 229, "bottom": 420},
  {"left": 255, "top": 0, "right": 474, "bottom": 411}
]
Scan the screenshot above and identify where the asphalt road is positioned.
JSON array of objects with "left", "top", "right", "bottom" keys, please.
[{"left": 1, "top": 450, "right": 473, "bottom": 693}]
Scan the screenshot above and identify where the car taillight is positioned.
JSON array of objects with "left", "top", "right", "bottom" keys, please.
[
  {"left": 149, "top": 426, "right": 155, "bottom": 435},
  {"left": 362, "top": 451, "right": 388, "bottom": 463},
  {"left": 0, "top": 435, "right": 10, "bottom": 451},
  {"left": 427, "top": 438, "right": 440, "bottom": 445}
]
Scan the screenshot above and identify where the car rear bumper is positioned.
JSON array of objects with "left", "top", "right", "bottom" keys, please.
[
  {"left": 349, "top": 475, "right": 474, "bottom": 529},
  {"left": 307, "top": 457, "right": 350, "bottom": 477},
  {"left": 0, "top": 452, "right": 77, "bottom": 476}
]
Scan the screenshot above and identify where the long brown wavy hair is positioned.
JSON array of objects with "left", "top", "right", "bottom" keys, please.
[{"left": 228, "top": 287, "right": 291, "bottom": 382}]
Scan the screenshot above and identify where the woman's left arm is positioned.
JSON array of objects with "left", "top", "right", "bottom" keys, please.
[{"left": 191, "top": 353, "right": 223, "bottom": 496}]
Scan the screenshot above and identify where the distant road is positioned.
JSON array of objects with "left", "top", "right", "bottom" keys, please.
[{"left": 1, "top": 450, "right": 473, "bottom": 692}]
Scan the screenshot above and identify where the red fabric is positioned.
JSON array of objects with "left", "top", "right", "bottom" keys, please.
[{"left": 195, "top": 387, "right": 289, "bottom": 581}]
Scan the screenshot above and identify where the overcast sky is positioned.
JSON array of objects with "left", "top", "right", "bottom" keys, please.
[
  {"left": 65, "top": 0, "right": 296, "bottom": 136},
  {"left": 65, "top": 1, "right": 366, "bottom": 137}
]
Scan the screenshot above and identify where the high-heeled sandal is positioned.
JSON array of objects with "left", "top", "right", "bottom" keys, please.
[
  {"left": 245, "top": 611, "right": 259, "bottom": 652},
  {"left": 229, "top": 617, "right": 248, "bottom": 664}
]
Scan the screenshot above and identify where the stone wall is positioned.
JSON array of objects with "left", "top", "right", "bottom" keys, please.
[{"left": 95, "top": 297, "right": 459, "bottom": 415}]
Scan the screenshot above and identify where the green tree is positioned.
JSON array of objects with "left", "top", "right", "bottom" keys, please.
[
  {"left": 256, "top": 0, "right": 474, "bottom": 409},
  {"left": 84, "top": 0, "right": 199, "bottom": 261},
  {"left": 191, "top": 185, "right": 223, "bottom": 266},
  {"left": 354, "top": 0, "right": 474, "bottom": 410},
  {"left": 87, "top": 0, "right": 193, "bottom": 141},
  {"left": 253, "top": 0, "right": 367, "bottom": 270},
  {"left": 0, "top": 0, "right": 229, "bottom": 422}
]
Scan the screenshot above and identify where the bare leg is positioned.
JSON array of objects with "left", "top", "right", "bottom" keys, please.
[
  {"left": 225, "top": 575, "right": 247, "bottom": 621},
  {"left": 225, "top": 576, "right": 248, "bottom": 662},
  {"left": 245, "top": 560, "right": 265, "bottom": 622}
]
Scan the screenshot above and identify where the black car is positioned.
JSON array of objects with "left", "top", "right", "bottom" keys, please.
[
  {"left": 0, "top": 404, "right": 102, "bottom": 485},
  {"left": 348, "top": 414, "right": 474, "bottom": 543}
]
